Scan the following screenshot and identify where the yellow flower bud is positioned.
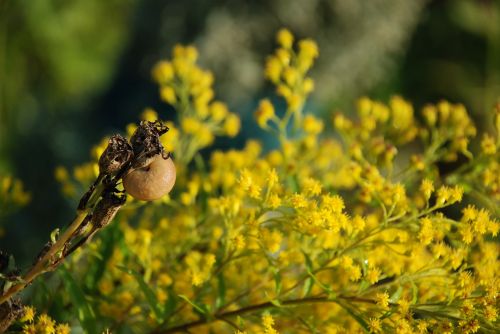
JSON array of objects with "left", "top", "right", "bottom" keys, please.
[{"left": 276, "top": 28, "right": 294, "bottom": 49}]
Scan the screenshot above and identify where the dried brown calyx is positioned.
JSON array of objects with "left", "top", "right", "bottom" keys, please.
[
  {"left": 0, "top": 298, "right": 23, "bottom": 332},
  {"left": 98, "top": 134, "right": 133, "bottom": 175},
  {"left": 130, "top": 120, "right": 170, "bottom": 168}
]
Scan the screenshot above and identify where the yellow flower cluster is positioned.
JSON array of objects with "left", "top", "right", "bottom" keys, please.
[
  {"left": 0, "top": 173, "right": 30, "bottom": 236},
  {"left": 45, "top": 30, "right": 500, "bottom": 334},
  {"left": 19, "top": 306, "right": 70, "bottom": 334},
  {"left": 152, "top": 44, "right": 241, "bottom": 164},
  {"left": 421, "top": 100, "right": 476, "bottom": 161},
  {"left": 0, "top": 174, "right": 30, "bottom": 215},
  {"left": 257, "top": 29, "right": 318, "bottom": 137}
]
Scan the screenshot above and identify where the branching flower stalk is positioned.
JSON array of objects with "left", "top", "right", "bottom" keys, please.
[{"left": 0, "top": 121, "right": 172, "bottom": 330}]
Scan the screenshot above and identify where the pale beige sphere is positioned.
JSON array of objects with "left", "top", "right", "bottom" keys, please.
[{"left": 123, "top": 155, "right": 176, "bottom": 201}]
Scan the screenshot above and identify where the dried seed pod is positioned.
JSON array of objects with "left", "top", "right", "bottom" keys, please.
[
  {"left": 91, "top": 192, "right": 126, "bottom": 229},
  {"left": 98, "top": 134, "right": 133, "bottom": 175},
  {"left": 123, "top": 154, "right": 176, "bottom": 201},
  {"left": 0, "top": 298, "right": 23, "bottom": 332},
  {"left": 130, "top": 121, "right": 169, "bottom": 168}
]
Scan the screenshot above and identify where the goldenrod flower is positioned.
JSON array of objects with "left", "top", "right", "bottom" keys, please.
[
  {"left": 276, "top": 28, "right": 294, "bottom": 49},
  {"left": 255, "top": 99, "right": 275, "bottom": 128},
  {"left": 375, "top": 292, "right": 390, "bottom": 309}
]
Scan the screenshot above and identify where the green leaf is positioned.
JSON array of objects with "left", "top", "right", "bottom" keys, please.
[
  {"left": 389, "top": 285, "right": 403, "bottom": 304},
  {"left": 270, "top": 299, "right": 282, "bottom": 307},
  {"left": 358, "top": 280, "right": 370, "bottom": 293},
  {"left": 302, "top": 251, "right": 313, "bottom": 272},
  {"left": 306, "top": 267, "right": 331, "bottom": 294},
  {"left": 409, "top": 279, "right": 418, "bottom": 304},
  {"left": 59, "top": 266, "right": 97, "bottom": 333},
  {"left": 274, "top": 269, "right": 282, "bottom": 296},
  {"left": 163, "top": 287, "right": 178, "bottom": 319},
  {"left": 302, "top": 277, "right": 314, "bottom": 298},
  {"left": 337, "top": 301, "right": 369, "bottom": 332},
  {"left": 287, "top": 175, "right": 299, "bottom": 193},
  {"left": 215, "top": 272, "right": 226, "bottom": 309},
  {"left": 87, "top": 224, "right": 119, "bottom": 290},
  {"left": 264, "top": 291, "right": 282, "bottom": 307},
  {"left": 178, "top": 294, "right": 208, "bottom": 316},
  {"left": 117, "top": 265, "right": 164, "bottom": 322},
  {"left": 257, "top": 210, "right": 284, "bottom": 224},
  {"left": 50, "top": 228, "right": 60, "bottom": 243},
  {"left": 236, "top": 315, "right": 245, "bottom": 328}
]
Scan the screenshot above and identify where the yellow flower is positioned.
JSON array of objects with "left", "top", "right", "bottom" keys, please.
[
  {"left": 389, "top": 95, "right": 414, "bottom": 131},
  {"left": 375, "top": 292, "right": 390, "bottom": 309},
  {"left": 141, "top": 108, "right": 158, "bottom": 122},
  {"left": 276, "top": 28, "right": 294, "bottom": 49},
  {"left": 265, "top": 56, "right": 282, "bottom": 83},
  {"left": 210, "top": 101, "right": 229, "bottom": 122},
  {"left": 302, "top": 114, "right": 324, "bottom": 135},
  {"left": 152, "top": 60, "right": 174, "bottom": 84},
  {"left": 481, "top": 134, "right": 496, "bottom": 155},
  {"left": 255, "top": 99, "right": 275, "bottom": 128},
  {"left": 55, "top": 324, "right": 71, "bottom": 334},
  {"left": 36, "top": 314, "right": 56, "bottom": 334},
  {"left": 19, "top": 306, "right": 36, "bottom": 323},
  {"left": 420, "top": 179, "right": 434, "bottom": 200},
  {"left": 418, "top": 217, "right": 434, "bottom": 245},
  {"left": 54, "top": 167, "right": 69, "bottom": 183},
  {"left": 297, "top": 39, "right": 319, "bottom": 71},
  {"left": 266, "top": 193, "right": 282, "bottom": 209},
  {"left": 181, "top": 117, "right": 202, "bottom": 134},
  {"left": 290, "top": 193, "right": 308, "bottom": 209},
  {"left": 282, "top": 67, "right": 298, "bottom": 86},
  {"left": 302, "top": 77, "right": 314, "bottom": 94},
  {"left": 302, "top": 177, "right": 322, "bottom": 196},
  {"left": 366, "top": 266, "right": 381, "bottom": 284},
  {"left": 368, "top": 318, "right": 381, "bottom": 333},
  {"left": 262, "top": 313, "right": 277, "bottom": 333},
  {"left": 159, "top": 85, "right": 176, "bottom": 104},
  {"left": 224, "top": 113, "right": 241, "bottom": 137}
]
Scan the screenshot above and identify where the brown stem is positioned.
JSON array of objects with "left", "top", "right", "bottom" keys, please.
[
  {"left": 151, "top": 295, "right": 377, "bottom": 334},
  {"left": 0, "top": 211, "right": 88, "bottom": 305}
]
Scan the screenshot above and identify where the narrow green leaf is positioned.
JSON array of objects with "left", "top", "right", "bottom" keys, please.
[
  {"left": 270, "top": 299, "right": 282, "bottom": 307},
  {"left": 236, "top": 315, "right": 245, "bottom": 328},
  {"left": 389, "top": 285, "right": 403, "bottom": 304},
  {"left": 178, "top": 294, "right": 207, "bottom": 315},
  {"left": 302, "top": 251, "right": 313, "bottom": 272},
  {"left": 59, "top": 266, "right": 97, "bottom": 333},
  {"left": 264, "top": 291, "right": 282, "bottom": 307},
  {"left": 306, "top": 267, "right": 331, "bottom": 294},
  {"left": 163, "top": 287, "right": 178, "bottom": 319},
  {"left": 87, "top": 224, "right": 119, "bottom": 290},
  {"left": 338, "top": 301, "right": 369, "bottom": 332},
  {"left": 117, "top": 265, "right": 164, "bottom": 322},
  {"left": 274, "top": 269, "right": 282, "bottom": 296},
  {"left": 287, "top": 175, "right": 299, "bottom": 193},
  {"left": 302, "top": 277, "right": 314, "bottom": 297},
  {"left": 215, "top": 273, "right": 226, "bottom": 309},
  {"left": 410, "top": 279, "right": 418, "bottom": 304}
]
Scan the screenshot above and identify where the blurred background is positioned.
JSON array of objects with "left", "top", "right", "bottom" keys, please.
[{"left": 0, "top": 0, "right": 499, "bottom": 264}]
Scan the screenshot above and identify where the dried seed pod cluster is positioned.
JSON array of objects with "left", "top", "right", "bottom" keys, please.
[
  {"left": 123, "top": 121, "right": 176, "bottom": 201},
  {"left": 100, "top": 120, "right": 176, "bottom": 201},
  {"left": 98, "top": 135, "right": 133, "bottom": 175}
]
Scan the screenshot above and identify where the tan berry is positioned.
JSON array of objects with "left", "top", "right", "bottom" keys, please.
[{"left": 123, "top": 154, "right": 176, "bottom": 201}]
